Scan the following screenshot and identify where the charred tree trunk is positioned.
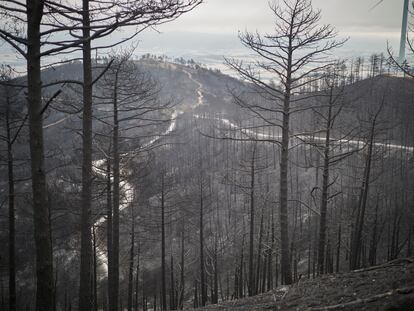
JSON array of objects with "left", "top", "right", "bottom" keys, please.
[
  {"left": 279, "top": 63, "right": 293, "bottom": 285},
  {"left": 267, "top": 211, "right": 274, "bottom": 291},
  {"left": 134, "top": 245, "right": 140, "bottom": 311},
  {"left": 212, "top": 238, "right": 219, "bottom": 304},
  {"left": 27, "top": 1, "right": 54, "bottom": 310},
  {"left": 239, "top": 237, "right": 245, "bottom": 298},
  {"left": 79, "top": 0, "right": 94, "bottom": 309},
  {"left": 318, "top": 89, "right": 333, "bottom": 275},
  {"left": 111, "top": 70, "right": 120, "bottom": 311},
  {"left": 199, "top": 177, "right": 207, "bottom": 306},
  {"left": 6, "top": 103, "right": 16, "bottom": 311},
  {"left": 248, "top": 145, "right": 256, "bottom": 296},
  {"left": 161, "top": 173, "right": 167, "bottom": 311},
  {"left": 336, "top": 224, "right": 341, "bottom": 273},
  {"left": 170, "top": 255, "right": 176, "bottom": 310},
  {"left": 369, "top": 203, "right": 379, "bottom": 266},
  {"left": 93, "top": 226, "right": 98, "bottom": 311},
  {"left": 106, "top": 158, "right": 114, "bottom": 310},
  {"left": 350, "top": 108, "right": 378, "bottom": 270},
  {"left": 255, "top": 210, "right": 264, "bottom": 294},
  {"left": 179, "top": 220, "right": 185, "bottom": 310},
  {"left": 128, "top": 214, "right": 135, "bottom": 311}
]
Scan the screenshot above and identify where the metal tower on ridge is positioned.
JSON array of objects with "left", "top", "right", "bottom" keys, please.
[{"left": 398, "top": 0, "right": 410, "bottom": 63}]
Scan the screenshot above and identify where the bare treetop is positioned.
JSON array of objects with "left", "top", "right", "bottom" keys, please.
[
  {"left": 227, "top": 0, "right": 346, "bottom": 101},
  {"left": 0, "top": 0, "right": 202, "bottom": 60}
]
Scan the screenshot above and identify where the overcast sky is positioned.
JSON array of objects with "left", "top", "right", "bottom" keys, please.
[
  {"left": 0, "top": 0, "right": 409, "bottom": 69},
  {"left": 156, "top": 0, "right": 404, "bottom": 35},
  {"left": 131, "top": 0, "right": 407, "bottom": 65}
]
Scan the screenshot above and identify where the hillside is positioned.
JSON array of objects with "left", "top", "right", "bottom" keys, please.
[
  {"left": 1, "top": 59, "right": 414, "bottom": 311},
  {"left": 188, "top": 258, "right": 414, "bottom": 311}
]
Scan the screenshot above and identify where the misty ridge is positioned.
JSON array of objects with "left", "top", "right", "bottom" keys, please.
[{"left": 1, "top": 1, "right": 414, "bottom": 311}]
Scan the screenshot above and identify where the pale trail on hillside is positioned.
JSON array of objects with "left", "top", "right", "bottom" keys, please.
[{"left": 90, "top": 66, "right": 206, "bottom": 274}]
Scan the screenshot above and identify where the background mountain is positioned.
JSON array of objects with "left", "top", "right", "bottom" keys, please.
[{"left": 1, "top": 58, "right": 413, "bottom": 310}]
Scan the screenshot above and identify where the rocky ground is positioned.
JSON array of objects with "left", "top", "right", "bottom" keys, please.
[{"left": 187, "top": 258, "right": 414, "bottom": 311}]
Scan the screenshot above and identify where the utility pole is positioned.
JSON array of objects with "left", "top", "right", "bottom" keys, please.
[{"left": 398, "top": 0, "right": 410, "bottom": 63}]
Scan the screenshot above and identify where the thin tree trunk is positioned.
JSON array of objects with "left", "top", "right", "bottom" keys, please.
[
  {"left": 199, "top": 177, "right": 207, "bottom": 306},
  {"left": 93, "top": 226, "right": 98, "bottom": 311},
  {"left": 275, "top": 252, "right": 279, "bottom": 287},
  {"left": 161, "top": 173, "right": 167, "bottom": 310},
  {"left": 111, "top": 70, "right": 120, "bottom": 311},
  {"left": 106, "top": 158, "right": 113, "bottom": 310},
  {"left": 248, "top": 144, "right": 256, "bottom": 296},
  {"left": 318, "top": 89, "right": 333, "bottom": 275},
  {"left": 255, "top": 211, "right": 264, "bottom": 294},
  {"left": 128, "top": 213, "right": 135, "bottom": 311},
  {"left": 238, "top": 236, "right": 245, "bottom": 298},
  {"left": 262, "top": 223, "right": 270, "bottom": 293},
  {"left": 179, "top": 220, "right": 185, "bottom": 310},
  {"left": 267, "top": 211, "right": 274, "bottom": 291},
  {"left": 6, "top": 104, "right": 16, "bottom": 311},
  {"left": 53, "top": 259, "right": 58, "bottom": 311},
  {"left": 279, "top": 68, "right": 292, "bottom": 285},
  {"left": 79, "top": 0, "right": 94, "bottom": 309},
  {"left": 134, "top": 244, "right": 140, "bottom": 311},
  {"left": 369, "top": 203, "right": 379, "bottom": 266},
  {"left": 27, "top": 1, "right": 54, "bottom": 309},
  {"left": 213, "top": 238, "right": 219, "bottom": 304},
  {"left": 336, "top": 224, "right": 341, "bottom": 273},
  {"left": 350, "top": 108, "right": 378, "bottom": 270}
]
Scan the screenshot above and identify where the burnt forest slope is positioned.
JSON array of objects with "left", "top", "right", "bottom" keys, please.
[{"left": 188, "top": 258, "right": 414, "bottom": 311}]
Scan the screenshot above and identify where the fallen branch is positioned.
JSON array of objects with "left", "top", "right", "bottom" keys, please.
[
  {"left": 351, "top": 257, "right": 414, "bottom": 273},
  {"left": 308, "top": 286, "right": 414, "bottom": 310}
]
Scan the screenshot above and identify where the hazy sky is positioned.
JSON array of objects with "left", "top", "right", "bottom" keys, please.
[
  {"left": 133, "top": 0, "right": 407, "bottom": 64},
  {"left": 155, "top": 0, "right": 404, "bottom": 35},
  {"left": 0, "top": 0, "right": 409, "bottom": 69}
]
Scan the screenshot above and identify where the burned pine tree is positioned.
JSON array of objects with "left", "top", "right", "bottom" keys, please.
[{"left": 226, "top": 0, "right": 345, "bottom": 284}]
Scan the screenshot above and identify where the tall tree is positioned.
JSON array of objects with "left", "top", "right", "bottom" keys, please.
[
  {"left": 350, "top": 98, "right": 385, "bottom": 270},
  {"left": 94, "top": 52, "right": 168, "bottom": 310},
  {"left": 1, "top": 2, "right": 201, "bottom": 309},
  {"left": 248, "top": 144, "right": 257, "bottom": 296},
  {"left": 0, "top": 66, "right": 25, "bottom": 311},
  {"left": 74, "top": 1, "right": 201, "bottom": 305},
  {"left": 226, "top": 0, "right": 344, "bottom": 284},
  {"left": 309, "top": 65, "right": 354, "bottom": 275}
]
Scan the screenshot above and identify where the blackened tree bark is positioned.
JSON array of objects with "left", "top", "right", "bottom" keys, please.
[
  {"left": 255, "top": 210, "right": 264, "bottom": 293},
  {"left": 27, "top": 2, "right": 54, "bottom": 309},
  {"left": 1, "top": 1, "right": 199, "bottom": 308},
  {"left": 179, "top": 219, "right": 185, "bottom": 310},
  {"left": 161, "top": 172, "right": 167, "bottom": 311},
  {"left": 106, "top": 157, "right": 114, "bottom": 309},
  {"left": 170, "top": 255, "right": 176, "bottom": 310},
  {"left": 6, "top": 101, "right": 16, "bottom": 311},
  {"left": 350, "top": 99, "right": 384, "bottom": 270},
  {"left": 111, "top": 65, "right": 121, "bottom": 311},
  {"left": 199, "top": 172, "right": 207, "bottom": 306},
  {"left": 226, "top": 0, "right": 344, "bottom": 285},
  {"left": 0, "top": 68, "right": 25, "bottom": 311},
  {"left": 279, "top": 74, "right": 292, "bottom": 284},
  {"left": 127, "top": 211, "right": 135, "bottom": 311},
  {"left": 78, "top": 1, "right": 94, "bottom": 310},
  {"left": 93, "top": 226, "right": 98, "bottom": 311},
  {"left": 134, "top": 244, "right": 140, "bottom": 311},
  {"left": 317, "top": 82, "right": 335, "bottom": 275},
  {"left": 248, "top": 144, "right": 256, "bottom": 296}
]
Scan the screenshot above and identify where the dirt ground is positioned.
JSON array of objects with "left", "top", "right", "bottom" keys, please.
[{"left": 186, "top": 258, "right": 414, "bottom": 311}]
